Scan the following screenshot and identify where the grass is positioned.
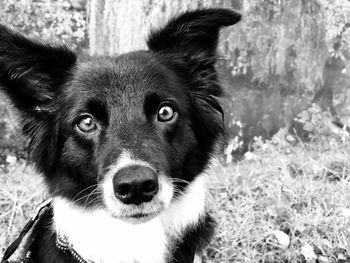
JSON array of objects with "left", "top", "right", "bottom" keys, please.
[
  {"left": 1, "top": 132, "right": 350, "bottom": 262},
  {"left": 0, "top": 164, "right": 45, "bottom": 255},
  {"left": 205, "top": 132, "right": 350, "bottom": 262}
]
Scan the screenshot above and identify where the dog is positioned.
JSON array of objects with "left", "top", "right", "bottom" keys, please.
[{"left": 0, "top": 8, "right": 241, "bottom": 263}]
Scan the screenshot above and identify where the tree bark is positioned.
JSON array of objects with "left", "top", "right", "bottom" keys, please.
[{"left": 88, "top": 0, "right": 234, "bottom": 56}]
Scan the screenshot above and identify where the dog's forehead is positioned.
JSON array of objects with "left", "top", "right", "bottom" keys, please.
[
  {"left": 62, "top": 51, "right": 190, "bottom": 119},
  {"left": 73, "top": 51, "right": 179, "bottom": 97}
]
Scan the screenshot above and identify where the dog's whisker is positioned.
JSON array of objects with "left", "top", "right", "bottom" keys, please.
[
  {"left": 73, "top": 188, "right": 102, "bottom": 205},
  {"left": 72, "top": 191, "right": 100, "bottom": 205},
  {"left": 84, "top": 195, "right": 102, "bottom": 209},
  {"left": 83, "top": 188, "right": 104, "bottom": 208},
  {"left": 170, "top": 178, "right": 191, "bottom": 185},
  {"left": 72, "top": 184, "right": 100, "bottom": 202},
  {"left": 171, "top": 186, "right": 185, "bottom": 197}
]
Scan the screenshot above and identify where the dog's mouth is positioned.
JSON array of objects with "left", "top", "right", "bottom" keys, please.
[
  {"left": 128, "top": 212, "right": 154, "bottom": 219},
  {"left": 105, "top": 192, "right": 169, "bottom": 223},
  {"left": 119, "top": 209, "right": 162, "bottom": 223},
  {"left": 106, "top": 198, "right": 167, "bottom": 223}
]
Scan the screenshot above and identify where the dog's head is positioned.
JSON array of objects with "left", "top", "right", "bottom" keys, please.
[{"left": 0, "top": 9, "right": 241, "bottom": 221}]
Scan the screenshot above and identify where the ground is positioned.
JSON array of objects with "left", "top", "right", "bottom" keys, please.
[{"left": 1, "top": 131, "right": 350, "bottom": 263}]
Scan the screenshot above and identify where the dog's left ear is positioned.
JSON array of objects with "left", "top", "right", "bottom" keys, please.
[
  {"left": 147, "top": 8, "right": 240, "bottom": 102},
  {"left": 147, "top": 8, "right": 241, "bottom": 71}
]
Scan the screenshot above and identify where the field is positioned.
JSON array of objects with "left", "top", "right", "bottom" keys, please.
[{"left": 1, "top": 131, "right": 350, "bottom": 263}]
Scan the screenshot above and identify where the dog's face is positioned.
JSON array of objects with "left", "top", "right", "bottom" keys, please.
[
  {"left": 57, "top": 52, "right": 211, "bottom": 220},
  {"left": 0, "top": 9, "right": 241, "bottom": 222}
]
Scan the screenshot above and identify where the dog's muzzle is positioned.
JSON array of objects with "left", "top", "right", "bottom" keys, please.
[{"left": 112, "top": 165, "right": 159, "bottom": 205}]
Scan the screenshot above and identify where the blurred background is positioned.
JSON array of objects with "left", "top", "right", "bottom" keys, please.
[
  {"left": 0, "top": 0, "right": 349, "bottom": 163},
  {"left": 1, "top": 1, "right": 350, "bottom": 262}
]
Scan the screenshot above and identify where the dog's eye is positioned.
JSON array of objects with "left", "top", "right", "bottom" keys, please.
[
  {"left": 157, "top": 103, "right": 176, "bottom": 122},
  {"left": 76, "top": 115, "right": 97, "bottom": 133}
]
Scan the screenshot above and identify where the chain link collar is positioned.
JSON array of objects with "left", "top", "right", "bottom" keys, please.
[{"left": 56, "top": 232, "right": 91, "bottom": 263}]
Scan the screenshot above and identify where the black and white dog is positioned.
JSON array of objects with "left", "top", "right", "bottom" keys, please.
[{"left": 0, "top": 8, "right": 241, "bottom": 263}]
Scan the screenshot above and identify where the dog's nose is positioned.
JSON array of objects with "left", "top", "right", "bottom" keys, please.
[{"left": 113, "top": 165, "right": 158, "bottom": 205}]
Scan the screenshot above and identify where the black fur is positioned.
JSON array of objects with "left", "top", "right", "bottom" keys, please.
[{"left": 0, "top": 8, "right": 241, "bottom": 263}]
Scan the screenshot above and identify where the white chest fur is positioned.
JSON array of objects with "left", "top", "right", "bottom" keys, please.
[{"left": 52, "top": 175, "right": 207, "bottom": 263}]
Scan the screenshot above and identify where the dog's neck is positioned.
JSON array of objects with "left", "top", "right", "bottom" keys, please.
[{"left": 52, "top": 175, "right": 207, "bottom": 263}]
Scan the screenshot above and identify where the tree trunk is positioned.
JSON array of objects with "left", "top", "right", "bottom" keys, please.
[
  {"left": 312, "top": 56, "right": 350, "bottom": 131},
  {"left": 88, "top": 0, "right": 236, "bottom": 56}
]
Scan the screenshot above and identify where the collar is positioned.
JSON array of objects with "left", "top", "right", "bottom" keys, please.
[
  {"left": 55, "top": 232, "right": 90, "bottom": 263},
  {"left": 1, "top": 199, "right": 52, "bottom": 263}
]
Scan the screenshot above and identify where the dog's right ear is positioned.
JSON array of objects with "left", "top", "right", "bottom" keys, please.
[
  {"left": 0, "top": 25, "right": 76, "bottom": 115},
  {"left": 0, "top": 25, "right": 76, "bottom": 173}
]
